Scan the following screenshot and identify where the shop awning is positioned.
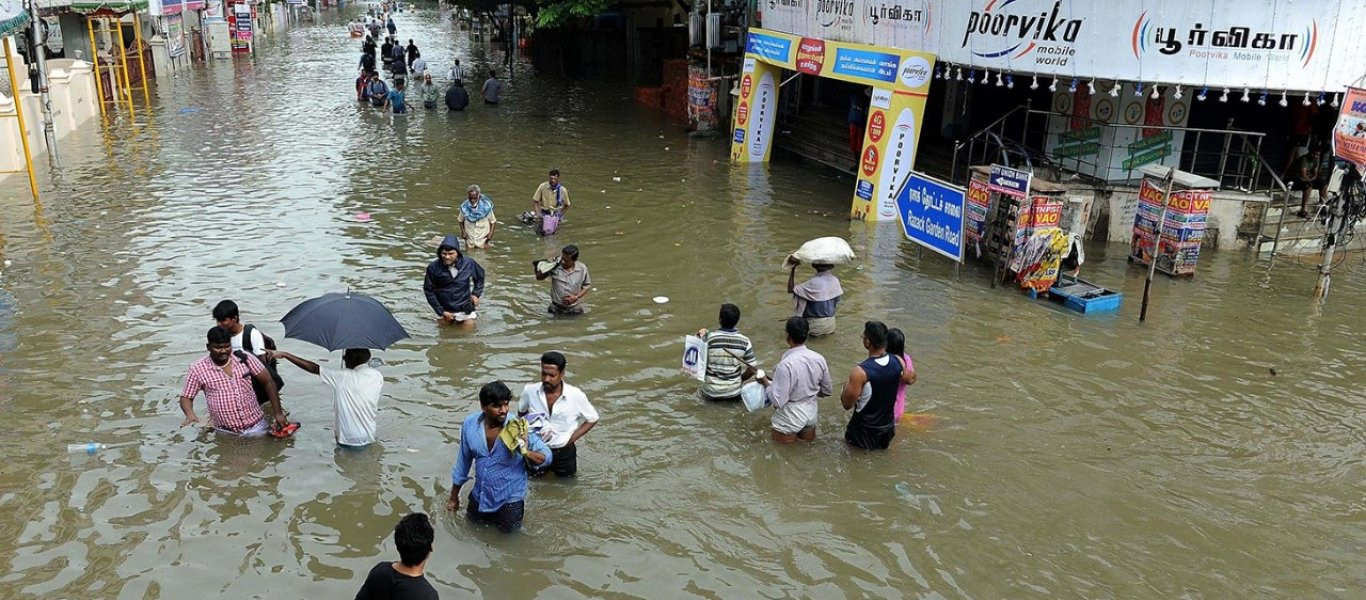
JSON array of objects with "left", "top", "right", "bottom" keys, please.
[
  {"left": 68, "top": 0, "right": 150, "bottom": 15},
  {"left": 0, "top": 2, "right": 31, "bottom": 38}
]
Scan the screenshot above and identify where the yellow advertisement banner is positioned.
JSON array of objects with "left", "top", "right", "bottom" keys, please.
[{"left": 729, "top": 28, "right": 937, "bottom": 222}]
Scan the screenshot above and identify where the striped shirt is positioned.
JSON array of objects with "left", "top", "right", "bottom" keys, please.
[
  {"left": 452, "top": 412, "right": 553, "bottom": 513},
  {"left": 701, "top": 328, "right": 758, "bottom": 398},
  {"left": 448, "top": 64, "right": 466, "bottom": 82},
  {"left": 181, "top": 354, "right": 266, "bottom": 433}
]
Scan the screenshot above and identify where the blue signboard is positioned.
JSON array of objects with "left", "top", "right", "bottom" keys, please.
[
  {"left": 745, "top": 32, "right": 792, "bottom": 64},
  {"left": 831, "top": 48, "right": 899, "bottom": 84},
  {"left": 895, "top": 172, "right": 966, "bottom": 262},
  {"left": 855, "top": 180, "right": 874, "bottom": 200},
  {"left": 733, "top": 128, "right": 745, "bottom": 144},
  {"left": 987, "top": 163, "right": 1031, "bottom": 198}
]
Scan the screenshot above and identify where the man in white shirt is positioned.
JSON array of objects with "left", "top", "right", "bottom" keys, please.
[
  {"left": 269, "top": 348, "right": 383, "bottom": 447},
  {"left": 518, "top": 351, "right": 599, "bottom": 477}
]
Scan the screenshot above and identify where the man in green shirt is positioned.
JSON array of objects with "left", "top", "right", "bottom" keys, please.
[{"left": 417, "top": 73, "right": 440, "bottom": 110}]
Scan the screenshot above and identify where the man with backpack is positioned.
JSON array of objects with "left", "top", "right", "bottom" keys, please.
[
  {"left": 212, "top": 299, "right": 286, "bottom": 411},
  {"left": 367, "top": 75, "right": 389, "bottom": 108},
  {"left": 179, "top": 326, "right": 289, "bottom": 437}
]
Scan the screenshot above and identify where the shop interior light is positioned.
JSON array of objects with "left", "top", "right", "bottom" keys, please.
[
  {"left": 1110, "top": 81, "right": 1121, "bottom": 97},
  {"left": 955, "top": 67, "right": 963, "bottom": 81},
  {"left": 996, "top": 72, "right": 1005, "bottom": 87},
  {"left": 1048, "top": 77, "right": 1057, "bottom": 93},
  {"left": 1278, "top": 91, "right": 1288, "bottom": 107},
  {"left": 1257, "top": 91, "right": 1268, "bottom": 106},
  {"left": 1030, "top": 75, "right": 1038, "bottom": 91},
  {"left": 1332, "top": 93, "right": 1340, "bottom": 108},
  {"left": 1151, "top": 85, "right": 1160, "bottom": 100},
  {"left": 1173, "top": 85, "right": 1183, "bottom": 100},
  {"left": 1241, "top": 88, "right": 1251, "bottom": 102},
  {"left": 1302, "top": 92, "right": 1311, "bottom": 106},
  {"left": 982, "top": 70, "right": 992, "bottom": 86},
  {"left": 1220, "top": 88, "right": 1230, "bottom": 102}
]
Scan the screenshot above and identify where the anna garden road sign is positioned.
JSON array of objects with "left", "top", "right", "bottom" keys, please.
[{"left": 988, "top": 164, "right": 1032, "bottom": 198}]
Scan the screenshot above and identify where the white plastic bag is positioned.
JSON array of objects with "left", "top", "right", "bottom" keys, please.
[
  {"left": 781, "top": 237, "right": 856, "bottom": 270},
  {"left": 740, "top": 381, "right": 767, "bottom": 412},
  {"left": 681, "top": 335, "right": 707, "bottom": 382}
]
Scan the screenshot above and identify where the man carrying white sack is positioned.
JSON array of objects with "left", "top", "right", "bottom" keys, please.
[{"left": 784, "top": 237, "right": 852, "bottom": 338}]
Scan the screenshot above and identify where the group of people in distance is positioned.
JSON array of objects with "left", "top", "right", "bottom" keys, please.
[
  {"left": 697, "top": 260, "right": 916, "bottom": 449},
  {"left": 355, "top": 27, "right": 503, "bottom": 115}
]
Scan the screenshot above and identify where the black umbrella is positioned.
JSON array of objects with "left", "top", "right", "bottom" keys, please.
[{"left": 280, "top": 292, "right": 409, "bottom": 351}]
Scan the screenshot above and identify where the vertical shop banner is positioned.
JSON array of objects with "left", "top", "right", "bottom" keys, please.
[
  {"left": 729, "top": 57, "right": 781, "bottom": 163},
  {"left": 1333, "top": 87, "right": 1366, "bottom": 173},
  {"left": 895, "top": 172, "right": 965, "bottom": 261},
  {"left": 1008, "top": 196, "right": 1065, "bottom": 291},
  {"left": 231, "top": 3, "right": 252, "bottom": 53},
  {"left": 166, "top": 14, "right": 185, "bottom": 57}
]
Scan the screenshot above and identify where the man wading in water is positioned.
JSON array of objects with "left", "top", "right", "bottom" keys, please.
[{"left": 839, "top": 321, "right": 916, "bottom": 450}]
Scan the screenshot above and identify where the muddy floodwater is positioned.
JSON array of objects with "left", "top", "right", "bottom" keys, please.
[{"left": 1, "top": 8, "right": 1363, "bottom": 599}]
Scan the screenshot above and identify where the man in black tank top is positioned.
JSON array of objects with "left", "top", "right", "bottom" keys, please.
[{"left": 839, "top": 321, "right": 917, "bottom": 450}]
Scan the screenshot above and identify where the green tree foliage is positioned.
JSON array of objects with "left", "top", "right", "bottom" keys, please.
[
  {"left": 446, "top": 0, "right": 615, "bottom": 27},
  {"left": 533, "top": 0, "right": 614, "bottom": 26}
]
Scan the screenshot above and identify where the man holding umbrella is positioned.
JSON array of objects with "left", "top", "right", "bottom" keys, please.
[
  {"left": 272, "top": 290, "right": 410, "bottom": 446},
  {"left": 268, "top": 348, "right": 382, "bottom": 448},
  {"left": 424, "top": 235, "right": 485, "bottom": 328}
]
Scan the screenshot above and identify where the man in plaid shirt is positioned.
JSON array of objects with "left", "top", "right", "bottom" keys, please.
[{"left": 180, "top": 326, "right": 288, "bottom": 435}]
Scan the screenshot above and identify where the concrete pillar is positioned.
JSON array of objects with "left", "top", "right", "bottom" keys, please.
[
  {"left": 150, "top": 34, "right": 172, "bottom": 78},
  {"left": 46, "top": 65, "right": 76, "bottom": 136},
  {"left": 0, "top": 92, "right": 23, "bottom": 175},
  {"left": 65, "top": 60, "right": 99, "bottom": 127}
]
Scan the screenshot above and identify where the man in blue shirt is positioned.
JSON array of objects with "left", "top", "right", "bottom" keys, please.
[
  {"left": 386, "top": 79, "right": 408, "bottom": 114},
  {"left": 447, "top": 381, "right": 551, "bottom": 532}
]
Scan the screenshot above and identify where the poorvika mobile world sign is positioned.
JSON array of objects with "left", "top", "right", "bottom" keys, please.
[{"left": 759, "top": 0, "right": 1366, "bottom": 91}]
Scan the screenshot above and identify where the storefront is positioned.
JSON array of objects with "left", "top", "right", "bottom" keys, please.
[
  {"left": 730, "top": 27, "right": 936, "bottom": 221},
  {"left": 739, "top": 0, "right": 1366, "bottom": 224}
]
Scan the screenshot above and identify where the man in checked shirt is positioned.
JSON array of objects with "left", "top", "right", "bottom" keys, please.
[{"left": 179, "top": 326, "right": 289, "bottom": 436}]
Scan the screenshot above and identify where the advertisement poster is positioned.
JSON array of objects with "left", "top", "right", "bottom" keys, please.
[
  {"left": 1129, "top": 178, "right": 1210, "bottom": 275},
  {"left": 964, "top": 172, "right": 991, "bottom": 249},
  {"left": 1332, "top": 87, "right": 1366, "bottom": 173},
  {"left": 230, "top": 3, "right": 252, "bottom": 53},
  {"left": 687, "top": 66, "right": 719, "bottom": 132},
  {"left": 166, "top": 14, "right": 185, "bottom": 57},
  {"left": 1007, "top": 196, "right": 1063, "bottom": 273}
]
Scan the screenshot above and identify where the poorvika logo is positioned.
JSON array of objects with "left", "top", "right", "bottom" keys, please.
[
  {"left": 962, "top": 0, "right": 1082, "bottom": 65},
  {"left": 816, "top": 0, "right": 856, "bottom": 29},
  {"left": 1131, "top": 12, "right": 1318, "bottom": 67}
]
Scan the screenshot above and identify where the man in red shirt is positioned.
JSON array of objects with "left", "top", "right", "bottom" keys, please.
[{"left": 179, "top": 326, "right": 288, "bottom": 435}]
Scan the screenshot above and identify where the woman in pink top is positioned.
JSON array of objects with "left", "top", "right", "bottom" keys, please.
[{"left": 887, "top": 328, "right": 914, "bottom": 422}]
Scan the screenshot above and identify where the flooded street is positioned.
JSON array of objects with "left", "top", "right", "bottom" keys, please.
[{"left": 2, "top": 8, "right": 1365, "bottom": 599}]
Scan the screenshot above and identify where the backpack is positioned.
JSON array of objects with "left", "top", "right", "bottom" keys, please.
[{"left": 241, "top": 324, "right": 285, "bottom": 401}]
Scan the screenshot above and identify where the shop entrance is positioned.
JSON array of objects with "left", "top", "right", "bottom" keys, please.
[{"left": 730, "top": 28, "right": 937, "bottom": 221}]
